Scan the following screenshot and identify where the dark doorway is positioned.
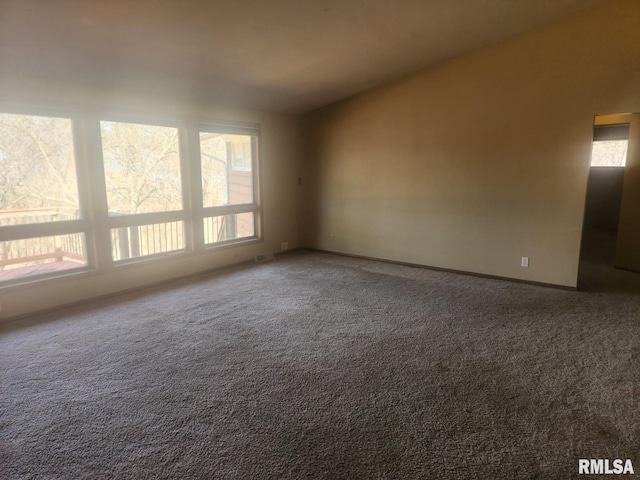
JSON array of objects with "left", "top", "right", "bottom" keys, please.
[{"left": 578, "top": 117, "right": 640, "bottom": 291}]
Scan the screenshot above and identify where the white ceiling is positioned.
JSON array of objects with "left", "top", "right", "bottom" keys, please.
[{"left": 0, "top": 0, "right": 603, "bottom": 114}]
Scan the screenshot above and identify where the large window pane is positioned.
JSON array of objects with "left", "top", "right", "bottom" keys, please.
[
  {"left": 0, "top": 233, "right": 87, "bottom": 282},
  {"left": 200, "top": 133, "right": 253, "bottom": 207},
  {"left": 0, "top": 113, "right": 80, "bottom": 225},
  {"left": 101, "top": 121, "right": 182, "bottom": 215},
  {"left": 204, "top": 213, "right": 255, "bottom": 245},
  {"left": 111, "top": 221, "right": 185, "bottom": 261}
]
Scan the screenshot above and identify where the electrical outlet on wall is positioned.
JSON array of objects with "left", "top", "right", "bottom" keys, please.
[
  {"left": 281, "top": 241, "right": 289, "bottom": 251},
  {"left": 521, "top": 257, "right": 529, "bottom": 268}
]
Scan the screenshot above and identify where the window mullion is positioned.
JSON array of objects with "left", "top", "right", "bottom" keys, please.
[
  {"left": 183, "top": 122, "right": 205, "bottom": 253},
  {"left": 83, "top": 117, "right": 114, "bottom": 272},
  {"left": 252, "top": 134, "right": 262, "bottom": 240},
  {"left": 107, "top": 211, "right": 186, "bottom": 229},
  {"left": 202, "top": 204, "right": 258, "bottom": 217}
]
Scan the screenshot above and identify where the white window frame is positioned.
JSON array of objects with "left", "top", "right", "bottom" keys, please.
[
  {"left": 197, "top": 123, "right": 262, "bottom": 248},
  {"left": 0, "top": 106, "right": 262, "bottom": 290},
  {"left": 0, "top": 109, "right": 94, "bottom": 287}
]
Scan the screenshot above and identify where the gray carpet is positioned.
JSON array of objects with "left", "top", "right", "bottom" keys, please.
[{"left": 1, "top": 249, "right": 639, "bottom": 479}]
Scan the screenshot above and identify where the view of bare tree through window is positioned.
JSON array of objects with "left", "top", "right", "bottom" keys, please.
[
  {"left": 0, "top": 113, "right": 80, "bottom": 223},
  {"left": 100, "top": 121, "right": 185, "bottom": 261},
  {"left": 101, "top": 121, "right": 183, "bottom": 215},
  {"left": 0, "top": 113, "right": 86, "bottom": 280},
  {"left": 590, "top": 140, "right": 628, "bottom": 167}
]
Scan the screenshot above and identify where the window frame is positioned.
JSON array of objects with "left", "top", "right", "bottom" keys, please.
[
  {"left": 198, "top": 123, "right": 262, "bottom": 249},
  {"left": 0, "top": 109, "right": 95, "bottom": 287},
  {"left": 0, "top": 106, "right": 263, "bottom": 290},
  {"left": 96, "top": 117, "right": 190, "bottom": 264}
]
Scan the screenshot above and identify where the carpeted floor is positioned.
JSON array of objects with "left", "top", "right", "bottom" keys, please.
[{"left": 1, "top": 245, "right": 639, "bottom": 479}]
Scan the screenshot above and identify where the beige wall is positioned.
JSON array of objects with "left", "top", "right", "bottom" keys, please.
[
  {"left": 616, "top": 115, "right": 640, "bottom": 271},
  {"left": 303, "top": 0, "right": 640, "bottom": 287},
  {"left": 0, "top": 80, "right": 303, "bottom": 321}
]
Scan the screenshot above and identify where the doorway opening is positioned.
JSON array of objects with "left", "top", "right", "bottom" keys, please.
[{"left": 578, "top": 113, "right": 640, "bottom": 291}]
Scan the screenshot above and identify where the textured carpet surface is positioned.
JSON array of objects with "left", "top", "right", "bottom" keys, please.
[{"left": 1, "top": 249, "right": 639, "bottom": 479}]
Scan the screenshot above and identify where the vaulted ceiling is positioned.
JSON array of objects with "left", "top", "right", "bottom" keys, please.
[{"left": 0, "top": 0, "right": 603, "bottom": 114}]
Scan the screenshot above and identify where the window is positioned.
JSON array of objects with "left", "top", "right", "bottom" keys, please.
[
  {"left": 0, "top": 113, "right": 81, "bottom": 223},
  {"left": 101, "top": 121, "right": 183, "bottom": 215},
  {"left": 591, "top": 124, "right": 629, "bottom": 167},
  {"left": 100, "top": 121, "right": 186, "bottom": 261},
  {"left": 0, "top": 113, "right": 88, "bottom": 283},
  {"left": 0, "top": 109, "right": 261, "bottom": 287},
  {"left": 200, "top": 127, "right": 259, "bottom": 246}
]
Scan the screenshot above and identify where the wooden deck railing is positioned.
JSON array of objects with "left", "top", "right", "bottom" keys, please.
[
  {"left": 111, "top": 221, "right": 185, "bottom": 261},
  {"left": 1, "top": 208, "right": 246, "bottom": 280},
  {"left": 0, "top": 208, "right": 85, "bottom": 276}
]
